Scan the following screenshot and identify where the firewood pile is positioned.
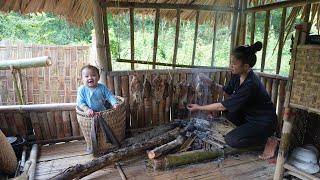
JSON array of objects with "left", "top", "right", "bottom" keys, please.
[{"left": 51, "top": 116, "right": 242, "bottom": 179}]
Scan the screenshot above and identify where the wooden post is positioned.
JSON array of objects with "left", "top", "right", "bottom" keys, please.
[
  {"left": 130, "top": 8, "right": 135, "bottom": 70},
  {"left": 274, "top": 108, "right": 296, "bottom": 180},
  {"left": 93, "top": 0, "right": 109, "bottom": 86},
  {"left": 261, "top": 10, "right": 270, "bottom": 72},
  {"left": 239, "top": 0, "right": 247, "bottom": 45},
  {"left": 235, "top": 0, "right": 243, "bottom": 47},
  {"left": 103, "top": 7, "right": 112, "bottom": 71},
  {"left": 303, "top": 3, "right": 311, "bottom": 23},
  {"left": 152, "top": 8, "right": 160, "bottom": 69},
  {"left": 172, "top": 9, "right": 180, "bottom": 69},
  {"left": 276, "top": 8, "right": 287, "bottom": 74},
  {"left": 250, "top": 12, "right": 255, "bottom": 45},
  {"left": 191, "top": 10, "right": 200, "bottom": 66},
  {"left": 211, "top": 14, "right": 217, "bottom": 67},
  {"left": 230, "top": 0, "right": 240, "bottom": 52}
]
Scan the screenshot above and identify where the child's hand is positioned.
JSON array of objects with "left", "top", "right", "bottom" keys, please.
[
  {"left": 86, "top": 109, "right": 94, "bottom": 117},
  {"left": 113, "top": 104, "right": 120, "bottom": 110}
]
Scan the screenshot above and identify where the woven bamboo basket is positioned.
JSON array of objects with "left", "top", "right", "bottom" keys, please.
[
  {"left": 0, "top": 130, "right": 17, "bottom": 175},
  {"left": 291, "top": 45, "right": 320, "bottom": 111},
  {"left": 76, "top": 96, "right": 126, "bottom": 155}
]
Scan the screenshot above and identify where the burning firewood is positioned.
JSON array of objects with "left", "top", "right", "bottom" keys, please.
[
  {"left": 147, "top": 135, "right": 185, "bottom": 159},
  {"left": 51, "top": 127, "right": 182, "bottom": 180}
]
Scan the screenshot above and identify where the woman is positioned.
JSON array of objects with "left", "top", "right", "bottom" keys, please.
[{"left": 187, "top": 41, "right": 277, "bottom": 148}]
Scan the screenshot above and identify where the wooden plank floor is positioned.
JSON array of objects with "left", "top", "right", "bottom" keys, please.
[{"left": 35, "top": 140, "right": 275, "bottom": 180}]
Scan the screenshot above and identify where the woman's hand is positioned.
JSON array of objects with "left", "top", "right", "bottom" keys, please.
[{"left": 187, "top": 104, "right": 201, "bottom": 112}]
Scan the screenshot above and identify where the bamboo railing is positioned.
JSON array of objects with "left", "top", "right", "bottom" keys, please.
[{"left": 0, "top": 69, "right": 288, "bottom": 143}]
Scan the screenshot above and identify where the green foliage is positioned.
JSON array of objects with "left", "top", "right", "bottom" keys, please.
[{"left": 0, "top": 12, "right": 93, "bottom": 45}]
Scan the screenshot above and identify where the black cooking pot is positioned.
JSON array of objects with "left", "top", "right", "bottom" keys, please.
[{"left": 6, "top": 136, "right": 26, "bottom": 160}]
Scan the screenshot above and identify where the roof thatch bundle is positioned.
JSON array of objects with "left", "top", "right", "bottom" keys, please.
[{"left": 0, "top": 0, "right": 319, "bottom": 32}]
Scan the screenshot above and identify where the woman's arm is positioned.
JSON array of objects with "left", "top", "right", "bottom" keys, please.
[
  {"left": 187, "top": 102, "right": 226, "bottom": 112},
  {"left": 213, "top": 82, "right": 230, "bottom": 99}
]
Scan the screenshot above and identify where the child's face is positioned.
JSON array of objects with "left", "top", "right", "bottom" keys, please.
[{"left": 81, "top": 68, "right": 100, "bottom": 88}]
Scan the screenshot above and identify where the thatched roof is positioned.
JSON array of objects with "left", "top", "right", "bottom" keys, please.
[
  {"left": 0, "top": 0, "right": 233, "bottom": 26},
  {"left": 0, "top": 0, "right": 319, "bottom": 31}
]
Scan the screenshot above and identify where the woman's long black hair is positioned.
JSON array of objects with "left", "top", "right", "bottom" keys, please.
[{"left": 232, "top": 41, "right": 263, "bottom": 67}]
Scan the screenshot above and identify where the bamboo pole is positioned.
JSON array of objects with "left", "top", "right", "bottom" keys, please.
[
  {"left": 230, "top": 0, "right": 240, "bottom": 52},
  {"left": 274, "top": 108, "right": 296, "bottom": 180},
  {"left": 191, "top": 10, "right": 200, "bottom": 66},
  {"left": 17, "top": 69, "right": 26, "bottom": 105},
  {"left": 172, "top": 9, "right": 180, "bottom": 69},
  {"left": 114, "top": 75, "right": 122, "bottom": 96},
  {"left": 250, "top": 12, "right": 255, "bottom": 45},
  {"left": 271, "top": 79, "right": 279, "bottom": 107},
  {"left": 235, "top": 0, "right": 243, "bottom": 47},
  {"left": 303, "top": 3, "right": 311, "bottom": 23},
  {"left": 0, "top": 103, "right": 76, "bottom": 112},
  {"left": 121, "top": 76, "right": 130, "bottom": 129},
  {"left": 0, "top": 56, "right": 51, "bottom": 70},
  {"left": 102, "top": 7, "right": 112, "bottom": 72},
  {"left": 93, "top": 0, "right": 109, "bottom": 86},
  {"left": 107, "top": 74, "right": 115, "bottom": 94},
  {"left": 277, "top": 80, "right": 286, "bottom": 134},
  {"left": 266, "top": 78, "right": 272, "bottom": 96},
  {"left": 11, "top": 68, "right": 24, "bottom": 105},
  {"left": 130, "top": 8, "right": 135, "bottom": 70},
  {"left": 261, "top": 10, "right": 270, "bottom": 72},
  {"left": 239, "top": 0, "right": 247, "bottom": 45},
  {"left": 152, "top": 8, "right": 160, "bottom": 69},
  {"left": 276, "top": 8, "right": 287, "bottom": 75},
  {"left": 211, "top": 14, "right": 217, "bottom": 67}
]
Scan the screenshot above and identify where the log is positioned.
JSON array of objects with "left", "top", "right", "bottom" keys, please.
[
  {"left": 0, "top": 56, "right": 51, "bottom": 70},
  {"left": 152, "top": 146, "right": 263, "bottom": 170},
  {"left": 51, "top": 127, "right": 181, "bottom": 180},
  {"left": 28, "top": 144, "right": 38, "bottom": 180},
  {"left": 121, "top": 122, "right": 178, "bottom": 147},
  {"left": 148, "top": 135, "right": 185, "bottom": 159}
]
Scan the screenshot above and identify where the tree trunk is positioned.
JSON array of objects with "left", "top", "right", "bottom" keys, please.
[{"left": 51, "top": 127, "right": 181, "bottom": 180}]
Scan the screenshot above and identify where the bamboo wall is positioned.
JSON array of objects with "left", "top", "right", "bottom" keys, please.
[
  {"left": 0, "top": 68, "right": 288, "bottom": 142},
  {"left": 0, "top": 41, "right": 90, "bottom": 105}
]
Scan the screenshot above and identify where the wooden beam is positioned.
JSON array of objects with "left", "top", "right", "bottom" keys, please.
[
  {"left": 235, "top": 0, "right": 243, "bottom": 47},
  {"left": 239, "top": 0, "right": 247, "bottom": 45},
  {"left": 303, "top": 3, "right": 311, "bottom": 23},
  {"left": 102, "top": 1, "right": 235, "bottom": 12},
  {"left": 250, "top": 12, "right": 256, "bottom": 45},
  {"left": 211, "top": 15, "right": 218, "bottom": 67},
  {"left": 102, "top": 7, "right": 112, "bottom": 71},
  {"left": 276, "top": 8, "right": 287, "bottom": 74},
  {"left": 0, "top": 56, "right": 51, "bottom": 70},
  {"left": 245, "top": 0, "right": 320, "bottom": 13},
  {"left": 230, "top": 0, "right": 240, "bottom": 53},
  {"left": 130, "top": 8, "right": 135, "bottom": 70},
  {"left": 191, "top": 10, "right": 200, "bottom": 66},
  {"left": 172, "top": 9, "right": 181, "bottom": 69},
  {"left": 152, "top": 8, "right": 160, "bottom": 69},
  {"left": 0, "top": 103, "right": 76, "bottom": 112},
  {"left": 93, "top": 0, "right": 109, "bottom": 85},
  {"left": 261, "top": 10, "right": 270, "bottom": 72}
]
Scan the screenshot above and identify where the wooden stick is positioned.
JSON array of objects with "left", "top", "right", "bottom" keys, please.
[
  {"left": 191, "top": 10, "right": 200, "bottom": 66},
  {"left": 172, "top": 9, "right": 180, "bottom": 69},
  {"left": 0, "top": 56, "right": 51, "bottom": 70},
  {"left": 250, "top": 12, "right": 256, "bottom": 45},
  {"left": 276, "top": 7, "right": 287, "bottom": 74},
  {"left": 130, "top": 8, "right": 135, "bottom": 70},
  {"left": 261, "top": 10, "right": 270, "bottom": 72},
  {"left": 211, "top": 14, "right": 217, "bottom": 67},
  {"left": 28, "top": 144, "right": 38, "bottom": 180},
  {"left": 148, "top": 135, "right": 185, "bottom": 159},
  {"left": 115, "top": 162, "right": 127, "bottom": 180},
  {"left": 51, "top": 127, "right": 181, "bottom": 180},
  {"left": 102, "top": 7, "right": 112, "bottom": 71},
  {"left": 152, "top": 8, "right": 160, "bottom": 69},
  {"left": 28, "top": 136, "right": 84, "bottom": 145}
]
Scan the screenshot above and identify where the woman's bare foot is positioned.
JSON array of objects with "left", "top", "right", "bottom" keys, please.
[{"left": 258, "top": 137, "right": 279, "bottom": 160}]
